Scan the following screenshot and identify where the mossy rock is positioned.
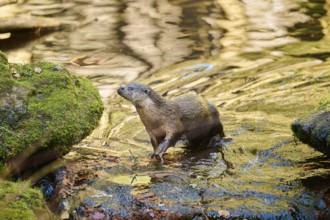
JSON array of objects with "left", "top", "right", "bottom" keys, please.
[
  {"left": 0, "top": 51, "right": 104, "bottom": 174},
  {"left": 0, "top": 180, "right": 51, "bottom": 220},
  {"left": 291, "top": 95, "right": 330, "bottom": 156}
]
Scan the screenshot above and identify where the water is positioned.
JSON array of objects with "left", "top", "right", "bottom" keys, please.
[{"left": 2, "top": 0, "right": 330, "bottom": 218}]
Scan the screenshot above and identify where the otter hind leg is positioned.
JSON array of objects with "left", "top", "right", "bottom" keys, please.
[{"left": 186, "top": 118, "right": 225, "bottom": 149}]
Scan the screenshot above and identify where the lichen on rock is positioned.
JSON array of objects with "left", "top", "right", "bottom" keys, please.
[{"left": 0, "top": 51, "right": 104, "bottom": 174}]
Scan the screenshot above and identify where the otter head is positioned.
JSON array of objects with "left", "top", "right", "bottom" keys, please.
[{"left": 117, "top": 83, "right": 154, "bottom": 107}]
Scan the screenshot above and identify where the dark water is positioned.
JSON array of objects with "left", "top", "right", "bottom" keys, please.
[{"left": 2, "top": 0, "right": 330, "bottom": 218}]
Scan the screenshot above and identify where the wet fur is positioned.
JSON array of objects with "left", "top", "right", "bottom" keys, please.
[{"left": 117, "top": 83, "right": 225, "bottom": 159}]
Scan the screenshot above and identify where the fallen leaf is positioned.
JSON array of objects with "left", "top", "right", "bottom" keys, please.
[{"left": 218, "top": 209, "right": 230, "bottom": 218}]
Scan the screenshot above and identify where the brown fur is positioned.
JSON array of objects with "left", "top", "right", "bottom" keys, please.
[{"left": 117, "top": 83, "right": 225, "bottom": 160}]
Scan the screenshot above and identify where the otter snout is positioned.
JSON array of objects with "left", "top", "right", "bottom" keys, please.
[
  {"left": 117, "top": 83, "right": 151, "bottom": 104},
  {"left": 117, "top": 86, "right": 131, "bottom": 101},
  {"left": 117, "top": 86, "right": 125, "bottom": 96}
]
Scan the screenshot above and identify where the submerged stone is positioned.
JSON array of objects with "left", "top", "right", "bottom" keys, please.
[
  {"left": 292, "top": 110, "right": 330, "bottom": 156},
  {"left": 0, "top": 51, "right": 104, "bottom": 175}
]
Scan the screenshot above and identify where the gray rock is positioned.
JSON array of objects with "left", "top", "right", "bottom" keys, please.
[{"left": 292, "top": 111, "right": 330, "bottom": 156}]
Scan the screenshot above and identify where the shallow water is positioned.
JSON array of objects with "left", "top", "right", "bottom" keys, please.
[{"left": 2, "top": 0, "right": 330, "bottom": 218}]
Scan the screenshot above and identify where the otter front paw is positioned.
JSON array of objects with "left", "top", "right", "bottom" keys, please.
[
  {"left": 148, "top": 153, "right": 164, "bottom": 163},
  {"left": 148, "top": 153, "right": 156, "bottom": 158}
]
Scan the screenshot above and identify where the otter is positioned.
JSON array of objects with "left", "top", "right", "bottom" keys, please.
[{"left": 117, "top": 83, "right": 225, "bottom": 161}]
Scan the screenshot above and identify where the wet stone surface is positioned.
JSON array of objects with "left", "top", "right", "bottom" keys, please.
[
  {"left": 292, "top": 111, "right": 330, "bottom": 157},
  {"left": 61, "top": 142, "right": 229, "bottom": 219}
]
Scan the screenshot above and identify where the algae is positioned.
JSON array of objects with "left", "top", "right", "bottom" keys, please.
[{"left": 319, "top": 94, "right": 330, "bottom": 111}]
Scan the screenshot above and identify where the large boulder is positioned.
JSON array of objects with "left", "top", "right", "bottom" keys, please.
[
  {"left": 292, "top": 95, "right": 330, "bottom": 157},
  {"left": 0, "top": 51, "right": 103, "bottom": 175}
]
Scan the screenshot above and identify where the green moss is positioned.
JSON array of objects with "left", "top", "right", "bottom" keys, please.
[
  {"left": 0, "top": 50, "right": 8, "bottom": 64},
  {"left": 0, "top": 180, "right": 51, "bottom": 220},
  {"left": 0, "top": 57, "right": 104, "bottom": 163},
  {"left": 0, "top": 78, "right": 14, "bottom": 93},
  {"left": 0, "top": 50, "right": 9, "bottom": 78}
]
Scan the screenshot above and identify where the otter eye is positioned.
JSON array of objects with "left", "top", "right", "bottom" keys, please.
[
  {"left": 128, "top": 87, "right": 133, "bottom": 91},
  {"left": 144, "top": 89, "right": 149, "bottom": 94}
]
